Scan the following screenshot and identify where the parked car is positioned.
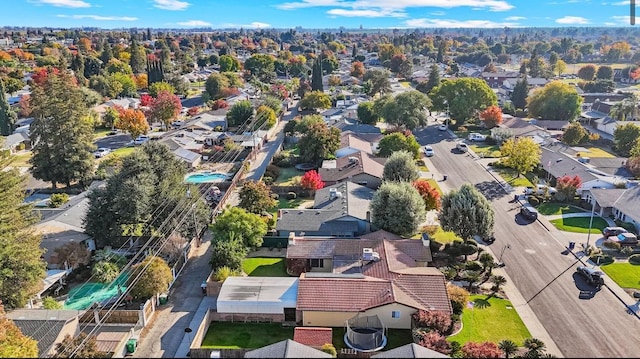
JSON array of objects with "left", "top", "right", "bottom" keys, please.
[
  {"left": 608, "top": 232, "right": 638, "bottom": 246},
  {"left": 576, "top": 266, "right": 605, "bottom": 287},
  {"left": 468, "top": 133, "right": 487, "bottom": 142},
  {"left": 172, "top": 120, "right": 185, "bottom": 128},
  {"left": 602, "top": 226, "right": 628, "bottom": 237},
  {"left": 424, "top": 146, "right": 434, "bottom": 157},
  {"left": 93, "top": 148, "right": 112, "bottom": 158},
  {"left": 519, "top": 202, "right": 538, "bottom": 220},
  {"left": 456, "top": 142, "right": 469, "bottom": 153},
  {"left": 525, "top": 184, "right": 558, "bottom": 196},
  {"left": 438, "top": 124, "right": 448, "bottom": 131},
  {"left": 134, "top": 135, "right": 150, "bottom": 145}
]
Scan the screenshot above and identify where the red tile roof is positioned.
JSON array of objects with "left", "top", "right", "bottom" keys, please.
[
  {"left": 296, "top": 276, "right": 394, "bottom": 312},
  {"left": 293, "top": 327, "right": 333, "bottom": 348}
]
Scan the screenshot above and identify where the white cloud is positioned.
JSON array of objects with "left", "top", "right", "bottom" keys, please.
[
  {"left": 555, "top": 16, "right": 589, "bottom": 24},
  {"left": 56, "top": 14, "right": 137, "bottom": 20},
  {"left": 153, "top": 0, "right": 190, "bottom": 10},
  {"left": 404, "top": 18, "right": 519, "bottom": 27},
  {"left": 277, "top": 0, "right": 514, "bottom": 13},
  {"left": 505, "top": 16, "right": 525, "bottom": 21},
  {"left": 604, "top": 15, "right": 631, "bottom": 25},
  {"left": 176, "top": 20, "right": 212, "bottom": 27},
  {"left": 32, "top": 0, "right": 90, "bottom": 8},
  {"left": 218, "top": 22, "right": 272, "bottom": 29},
  {"left": 610, "top": 0, "right": 630, "bottom": 5},
  {"left": 327, "top": 8, "right": 406, "bottom": 17}
]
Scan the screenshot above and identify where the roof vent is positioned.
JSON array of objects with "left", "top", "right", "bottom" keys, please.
[
  {"left": 329, "top": 188, "right": 338, "bottom": 199},
  {"left": 335, "top": 192, "right": 343, "bottom": 199},
  {"left": 348, "top": 156, "right": 359, "bottom": 166}
]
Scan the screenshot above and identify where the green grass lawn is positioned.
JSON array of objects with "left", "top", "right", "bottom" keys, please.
[
  {"left": 10, "top": 151, "right": 32, "bottom": 167},
  {"left": 201, "top": 322, "right": 294, "bottom": 349},
  {"left": 93, "top": 128, "right": 113, "bottom": 140},
  {"left": 469, "top": 144, "right": 502, "bottom": 158},
  {"left": 536, "top": 203, "right": 586, "bottom": 216},
  {"left": 109, "top": 147, "right": 136, "bottom": 157},
  {"left": 269, "top": 197, "right": 313, "bottom": 217},
  {"left": 495, "top": 169, "right": 534, "bottom": 188},
  {"left": 448, "top": 295, "right": 531, "bottom": 346},
  {"left": 242, "top": 258, "right": 288, "bottom": 277},
  {"left": 549, "top": 216, "right": 608, "bottom": 234},
  {"left": 274, "top": 167, "right": 302, "bottom": 185},
  {"left": 576, "top": 147, "right": 616, "bottom": 158},
  {"left": 332, "top": 327, "right": 412, "bottom": 351},
  {"left": 600, "top": 263, "right": 640, "bottom": 290},
  {"left": 430, "top": 227, "right": 462, "bottom": 244}
]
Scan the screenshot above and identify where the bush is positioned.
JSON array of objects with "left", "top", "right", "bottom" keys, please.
[
  {"left": 320, "top": 344, "right": 337, "bottom": 357},
  {"left": 465, "top": 261, "right": 482, "bottom": 271},
  {"left": 17, "top": 143, "right": 26, "bottom": 151},
  {"left": 49, "top": 193, "right": 70, "bottom": 208},
  {"left": 42, "top": 296, "right": 63, "bottom": 309},
  {"left": 484, "top": 136, "right": 497, "bottom": 145},
  {"left": 629, "top": 254, "right": 640, "bottom": 265},
  {"left": 287, "top": 191, "right": 297, "bottom": 200},
  {"left": 412, "top": 310, "right": 453, "bottom": 335},
  {"left": 264, "top": 164, "right": 281, "bottom": 179},
  {"left": 214, "top": 266, "right": 239, "bottom": 281},
  {"left": 589, "top": 254, "right": 614, "bottom": 265},
  {"left": 528, "top": 196, "right": 540, "bottom": 206},
  {"left": 602, "top": 240, "right": 621, "bottom": 251},
  {"left": 263, "top": 176, "right": 274, "bottom": 185}
]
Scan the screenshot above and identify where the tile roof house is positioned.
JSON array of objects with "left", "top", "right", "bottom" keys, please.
[
  {"left": 7, "top": 309, "right": 82, "bottom": 357},
  {"left": 275, "top": 182, "right": 374, "bottom": 237},
  {"left": 497, "top": 116, "right": 551, "bottom": 143},
  {"left": 293, "top": 327, "right": 333, "bottom": 349},
  {"left": 244, "top": 339, "right": 331, "bottom": 358},
  {"left": 288, "top": 231, "right": 448, "bottom": 329},
  {"left": 318, "top": 151, "right": 386, "bottom": 189},
  {"left": 582, "top": 186, "right": 640, "bottom": 233},
  {"left": 336, "top": 132, "right": 377, "bottom": 158},
  {"left": 371, "top": 343, "right": 450, "bottom": 358}
]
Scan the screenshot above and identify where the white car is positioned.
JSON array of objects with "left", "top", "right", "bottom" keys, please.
[
  {"left": 172, "top": 120, "right": 185, "bottom": 128},
  {"left": 456, "top": 142, "right": 469, "bottom": 153},
  {"left": 468, "top": 133, "right": 487, "bottom": 142},
  {"left": 93, "top": 148, "right": 112, "bottom": 158},
  {"left": 424, "top": 146, "right": 435, "bottom": 157},
  {"left": 438, "top": 124, "right": 448, "bottom": 131},
  {"left": 133, "top": 135, "right": 150, "bottom": 145},
  {"left": 525, "top": 184, "right": 557, "bottom": 196}
]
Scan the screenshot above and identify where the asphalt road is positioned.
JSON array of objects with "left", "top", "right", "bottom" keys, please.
[
  {"left": 415, "top": 124, "right": 640, "bottom": 358},
  {"left": 94, "top": 133, "right": 132, "bottom": 150}
]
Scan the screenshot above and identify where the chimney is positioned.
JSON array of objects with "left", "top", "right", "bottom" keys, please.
[
  {"left": 421, "top": 233, "right": 430, "bottom": 248},
  {"left": 288, "top": 232, "right": 296, "bottom": 246}
]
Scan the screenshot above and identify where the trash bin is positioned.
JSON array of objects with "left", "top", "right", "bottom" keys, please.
[
  {"left": 159, "top": 294, "right": 168, "bottom": 305},
  {"left": 126, "top": 338, "right": 137, "bottom": 353},
  {"left": 568, "top": 241, "right": 575, "bottom": 250}
]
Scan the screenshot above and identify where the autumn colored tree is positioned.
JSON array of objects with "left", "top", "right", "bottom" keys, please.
[
  {"left": 149, "top": 81, "right": 176, "bottom": 97},
  {"left": 187, "top": 106, "right": 200, "bottom": 116},
  {"left": 447, "top": 283, "right": 470, "bottom": 315},
  {"left": 300, "top": 170, "right": 324, "bottom": 191},
  {"left": 0, "top": 301, "right": 38, "bottom": 358},
  {"left": 479, "top": 105, "right": 503, "bottom": 129},
  {"left": 555, "top": 175, "right": 582, "bottom": 202},
  {"left": 461, "top": 342, "right": 503, "bottom": 358},
  {"left": 626, "top": 156, "right": 640, "bottom": 177},
  {"left": 238, "top": 180, "right": 277, "bottom": 215},
  {"left": 129, "top": 256, "right": 173, "bottom": 300},
  {"left": 18, "top": 94, "right": 32, "bottom": 117},
  {"left": 31, "top": 67, "right": 60, "bottom": 86},
  {"left": 135, "top": 73, "right": 148, "bottom": 90},
  {"left": 116, "top": 107, "right": 150, "bottom": 140},
  {"left": 412, "top": 310, "right": 453, "bottom": 335},
  {"left": 140, "top": 93, "right": 152, "bottom": 106},
  {"left": 211, "top": 99, "right": 228, "bottom": 110},
  {"left": 55, "top": 333, "right": 104, "bottom": 358},
  {"left": 146, "top": 90, "right": 182, "bottom": 129},
  {"left": 350, "top": 61, "right": 365, "bottom": 78},
  {"left": 300, "top": 90, "right": 331, "bottom": 111},
  {"left": 413, "top": 179, "right": 441, "bottom": 211},
  {"left": 500, "top": 137, "right": 541, "bottom": 177},
  {"left": 418, "top": 331, "right": 451, "bottom": 355}
]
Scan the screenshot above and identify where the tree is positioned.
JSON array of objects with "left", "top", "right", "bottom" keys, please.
[
  {"left": 423, "top": 64, "right": 442, "bottom": 95},
  {"left": 413, "top": 179, "right": 441, "bottom": 211},
  {"left": 300, "top": 90, "right": 331, "bottom": 112},
  {"left": 106, "top": 58, "right": 132, "bottom": 75},
  {"left": 430, "top": 78, "right": 497, "bottom": 124},
  {"left": 205, "top": 73, "right": 230, "bottom": 99},
  {"left": 128, "top": 38, "right": 146, "bottom": 74},
  {"left": 626, "top": 156, "right": 640, "bottom": 177},
  {"left": 55, "top": 333, "right": 105, "bottom": 358},
  {"left": 146, "top": 90, "right": 182, "bottom": 129},
  {"left": 577, "top": 64, "right": 596, "bottom": 81},
  {"left": 148, "top": 81, "right": 175, "bottom": 97},
  {"left": 439, "top": 183, "right": 494, "bottom": 240},
  {"left": 527, "top": 81, "right": 582, "bottom": 121},
  {"left": 510, "top": 77, "right": 528, "bottom": 110},
  {"left": 479, "top": 105, "right": 503, "bottom": 129},
  {"left": 298, "top": 121, "right": 340, "bottom": 164},
  {"left": 244, "top": 53, "right": 275, "bottom": 82},
  {"left": 91, "top": 260, "right": 121, "bottom": 283},
  {"left": 300, "top": 170, "right": 324, "bottom": 191},
  {"left": 499, "top": 339, "right": 519, "bottom": 359},
  {"left": 209, "top": 238, "right": 248, "bottom": 271},
  {"left": 357, "top": 101, "right": 380, "bottom": 125},
  {"left": 42, "top": 296, "right": 63, "bottom": 309},
  {"left": 614, "top": 123, "right": 640, "bottom": 157},
  {"left": 251, "top": 105, "right": 276, "bottom": 131},
  {"left": 18, "top": 94, "right": 32, "bottom": 117},
  {"left": 53, "top": 242, "right": 91, "bottom": 270},
  {"left": 350, "top": 61, "right": 365, "bottom": 78},
  {"left": 562, "top": 122, "right": 589, "bottom": 145},
  {"left": 239, "top": 181, "right": 277, "bottom": 214},
  {"left": 500, "top": 137, "right": 541, "bottom": 177},
  {"left": 0, "top": 80, "right": 17, "bottom": 136},
  {"left": 320, "top": 344, "right": 337, "bottom": 357},
  {"left": 311, "top": 56, "right": 323, "bottom": 91},
  {"left": 226, "top": 99, "right": 254, "bottom": 128},
  {"left": 219, "top": 55, "right": 240, "bottom": 72},
  {"left": 462, "top": 342, "right": 503, "bottom": 358},
  {"left": 210, "top": 207, "right": 267, "bottom": 248},
  {"left": 555, "top": 175, "right": 582, "bottom": 202},
  {"left": 377, "top": 131, "right": 421, "bottom": 159},
  {"left": 446, "top": 283, "right": 470, "bottom": 315},
  {"left": 29, "top": 69, "right": 95, "bottom": 188},
  {"left": 375, "top": 91, "right": 431, "bottom": 130},
  {"left": 382, "top": 150, "right": 420, "bottom": 182},
  {"left": 523, "top": 338, "right": 546, "bottom": 358},
  {"left": 490, "top": 274, "right": 507, "bottom": 292},
  {"left": 115, "top": 107, "right": 149, "bottom": 140},
  {"left": 363, "top": 68, "right": 391, "bottom": 97},
  {"left": 554, "top": 59, "right": 567, "bottom": 76},
  {"left": 129, "top": 256, "right": 173, "bottom": 300},
  {"left": 596, "top": 65, "right": 613, "bottom": 80},
  {"left": 0, "top": 302, "right": 39, "bottom": 358},
  {"left": 369, "top": 181, "right": 426, "bottom": 237}
]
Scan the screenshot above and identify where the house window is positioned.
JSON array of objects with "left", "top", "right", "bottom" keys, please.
[
  {"left": 308, "top": 259, "right": 324, "bottom": 268},
  {"left": 392, "top": 311, "right": 401, "bottom": 319}
]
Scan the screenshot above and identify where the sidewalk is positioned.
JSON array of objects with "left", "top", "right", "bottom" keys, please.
[{"left": 174, "top": 296, "right": 217, "bottom": 358}]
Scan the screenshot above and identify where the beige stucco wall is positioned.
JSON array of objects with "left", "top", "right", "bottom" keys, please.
[
  {"left": 47, "top": 317, "right": 80, "bottom": 356},
  {"left": 308, "top": 258, "right": 333, "bottom": 272},
  {"left": 302, "top": 303, "right": 417, "bottom": 329}
]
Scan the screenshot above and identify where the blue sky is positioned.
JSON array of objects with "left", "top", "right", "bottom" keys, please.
[{"left": 1, "top": 0, "right": 637, "bottom": 29}]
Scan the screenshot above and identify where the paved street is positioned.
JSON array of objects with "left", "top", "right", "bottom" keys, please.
[
  {"left": 415, "top": 124, "right": 640, "bottom": 358},
  {"left": 94, "top": 133, "right": 132, "bottom": 150}
]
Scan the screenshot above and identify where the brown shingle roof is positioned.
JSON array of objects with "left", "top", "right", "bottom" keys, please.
[
  {"left": 318, "top": 151, "right": 385, "bottom": 182},
  {"left": 293, "top": 327, "right": 333, "bottom": 348},
  {"left": 339, "top": 133, "right": 373, "bottom": 154}
]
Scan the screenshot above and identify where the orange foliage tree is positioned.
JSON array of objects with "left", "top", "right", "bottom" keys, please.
[
  {"left": 145, "top": 90, "right": 182, "bottom": 129},
  {"left": 350, "top": 61, "right": 365, "bottom": 78},
  {"left": 135, "top": 74, "right": 148, "bottom": 90},
  {"left": 555, "top": 175, "right": 582, "bottom": 202},
  {"left": 115, "top": 107, "right": 150, "bottom": 140},
  {"left": 413, "top": 179, "right": 441, "bottom": 210},
  {"left": 479, "top": 105, "right": 503, "bottom": 129},
  {"left": 300, "top": 170, "right": 324, "bottom": 191}
]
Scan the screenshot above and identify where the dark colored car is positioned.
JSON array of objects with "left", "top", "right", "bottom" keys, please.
[{"left": 576, "top": 266, "right": 605, "bottom": 287}]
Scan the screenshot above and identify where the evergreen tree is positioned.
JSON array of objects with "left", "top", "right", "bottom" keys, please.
[
  {"left": 129, "top": 37, "right": 146, "bottom": 74},
  {"left": 0, "top": 80, "right": 17, "bottom": 136},
  {"left": 99, "top": 40, "right": 113, "bottom": 64},
  {"left": 425, "top": 64, "right": 441, "bottom": 94},
  {"left": 436, "top": 40, "right": 446, "bottom": 63},
  {"left": 510, "top": 77, "right": 528, "bottom": 110},
  {"left": 29, "top": 70, "right": 95, "bottom": 189},
  {"left": 311, "top": 55, "right": 324, "bottom": 92},
  {"left": 352, "top": 44, "right": 357, "bottom": 58},
  {"left": 70, "top": 54, "right": 85, "bottom": 82}
]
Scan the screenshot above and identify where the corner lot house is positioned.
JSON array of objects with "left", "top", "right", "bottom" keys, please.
[{"left": 319, "top": 151, "right": 386, "bottom": 189}]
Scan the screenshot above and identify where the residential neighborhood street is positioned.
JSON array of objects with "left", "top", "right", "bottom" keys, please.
[{"left": 417, "top": 124, "right": 640, "bottom": 358}]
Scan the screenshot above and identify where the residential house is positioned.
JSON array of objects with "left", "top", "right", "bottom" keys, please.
[
  {"left": 276, "top": 182, "right": 374, "bottom": 237},
  {"left": 244, "top": 339, "right": 331, "bottom": 358},
  {"left": 582, "top": 185, "right": 640, "bottom": 232},
  {"left": 336, "top": 132, "right": 377, "bottom": 158},
  {"left": 496, "top": 116, "right": 551, "bottom": 143},
  {"left": 186, "top": 111, "right": 228, "bottom": 132},
  {"left": 585, "top": 157, "right": 634, "bottom": 179},
  {"left": 333, "top": 118, "right": 382, "bottom": 135},
  {"left": 1, "top": 131, "right": 30, "bottom": 153},
  {"left": 371, "top": 343, "right": 450, "bottom": 358},
  {"left": 216, "top": 277, "right": 299, "bottom": 321},
  {"left": 81, "top": 324, "right": 136, "bottom": 358},
  {"left": 595, "top": 119, "right": 640, "bottom": 137},
  {"left": 289, "top": 231, "right": 450, "bottom": 329},
  {"left": 481, "top": 71, "right": 519, "bottom": 88},
  {"left": 318, "top": 151, "right": 386, "bottom": 189},
  {"left": 534, "top": 120, "right": 570, "bottom": 131},
  {"left": 320, "top": 108, "right": 343, "bottom": 124},
  {"left": 7, "top": 309, "right": 82, "bottom": 357},
  {"left": 293, "top": 327, "right": 333, "bottom": 350},
  {"left": 540, "top": 147, "right": 621, "bottom": 193},
  {"left": 172, "top": 147, "right": 202, "bottom": 168}
]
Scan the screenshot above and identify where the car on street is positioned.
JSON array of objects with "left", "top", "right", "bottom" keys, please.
[
  {"left": 525, "top": 184, "right": 558, "bottom": 196},
  {"left": 93, "top": 148, "right": 112, "bottom": 158},
  {"left": 134, "top": 135, "right": 150, "bottom": 145},
  {"left": 424, "top": 146, "right": 434, "bottom": 157},
  {"left": 468, "top": 133, "right": 487, "bottom": 142},
  {"left": 438, "top": 124, "right": 448, "bottom": 131},
  {"left": 576, "top": 266, "right": 605, "bottom": 287},
  {"left": 456, "top": 142, "right": 469, "bottom": 153},
  {"left": 519, "top": 202, "right": 539, "bottom": 220},
  {"left": 602, "top": 226, "right": 628, "bottom": 237},
  {"left": 172, "top": 120, "right": 185, "bottom": 128},
  {"left": 608, "top": 232, "right": 638, "bottom": 246}
]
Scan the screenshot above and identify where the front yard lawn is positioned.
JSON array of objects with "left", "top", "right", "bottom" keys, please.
[
  {"left": 494, "top": 169, "right": 534, "bottom": 188},
  {"left": 469, "top": 144, "right": 502, "bottom": 158},
  {"left": 274, "top": 167, "right": 302, "bottom": 185},
  {"left": 109, "top": 147, "right": 136, "bottom": 157},
  {"left": 201, "top": 322, "right": 294, "bottom": 349},
  {"left": 576, "top": 146, "right": 616, "bottom": 158},
  {"left": 600, "top": 263, "right": 640, "bottom": 290},
  {"left": 10, "top": 151, "right": 32, "bottom": 167},
  {"left": 448, "top": 295, "right": 531, "bottom": 346},
  {"left": 549, "top": 216, "right": 608, "bottom": 234},
  {"left": 93, "top": 128, "right": 113, "bottom": 139},
  {"left": 536, "top": 203, "right": 585, "bottom": 216},
  {"left": 332, "top": 327, "right": 412, "bottom": 351},
  {"left": 242, "top": 258, "right": 287, "bottom": 277}
]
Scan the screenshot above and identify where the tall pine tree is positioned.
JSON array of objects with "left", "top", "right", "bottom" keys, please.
[
  {"left": 0, "top": 80, "right": 17, "bottom": 136},
  {"left": 311, "top": 54, "right": 324, "bottom": 92},
  {"left": 510, "top": 77, "right": 529, "bottom": 110},
  {"left": 129, "top": 37, "right": 146, "bottom": 74}
]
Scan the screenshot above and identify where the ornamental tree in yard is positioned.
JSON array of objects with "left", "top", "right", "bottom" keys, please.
[
  {"left": 116, "top": 107, "right": 150, "bottom": 140},
  {"left": 527, "top": 81, "right": 582, "bottom": 121},
  {"left": 562, "top": 122, "right": 588, "bottom": 146},
  {"left": 461, "top": 342, "right": 503, "bottom": 358},
  {"left": 499, "top": 137, "right": 541, "bottom": 177},
  {"left": 555, "top": 175, "right": 582, "bottom": 202},
  {"left": 238, "top": 180, "right": 277, "bottom": 214},
  {"left": 301, "top": 170, "right": 324, "bottom": 191},
  {"left": 369, "top": 181, "right": 426, "bottom": 237},
  {"left": 382, "top": 150, "right": 420, "bottom": 182},
  {"left": 377, "top": 131, "right": 421, "bottom": 159},
  {"left": 413, "top": 179, "right": 441, "bottom": 211},
  {"left": 418, "top": 331, "right": 451, "bottom": 355},
  {"left": 439, "top": 183, "right": 494, "bottom": 241},
  {"left": 140, "top": 93, "right": 152, "bottom": 106},
  {"left": 128, "top": 256, "right": 173, "bottom": 300},
  {"left": 210, "top": 207, "right": 267, "bottom": 248},
  {"left": 298, "top": 122, "right": 341, "bottom": 165},
  {"left": 146, "top": 90, "right": 182, "bottom": 130},
  {"left": 479, "top": 105, "right": 503, "bottom": 129}
]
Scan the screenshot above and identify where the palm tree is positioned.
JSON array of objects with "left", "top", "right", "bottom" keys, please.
[
  {"left": 490, "top": 275, "right": 507, "bottom": 293},
  {"left": 523, "top": 338, "right": 546, "bottom": 358},
  {"left": 478, "top": 252, "right": 496, "bottom": 273},
  {"left": 465, "top": 270, "right": 482, "bottom": 291},
  {"left": 499, "top": 339, "right": 519, "bottom": 359}
]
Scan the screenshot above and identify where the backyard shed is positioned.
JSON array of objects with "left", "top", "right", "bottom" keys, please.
[{"left": 216, "top": 277, "right": 298, "bottom": 315}]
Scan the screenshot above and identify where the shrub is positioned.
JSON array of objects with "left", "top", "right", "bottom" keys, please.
[
  {"left": 49, "top": 193, "right": 70, "bottom": 208},
  {"left": 421, "top": 225, "right": 439, "bottom": 236},
  {"left": 484, "top": 136, "right": 497, "bottom": 145},
  {"left": 17, "top": 143, "right": 26, "bottom": 151},
  {"left": 458, "top": 126, "right": 468, "bottom": 132},
  {"left": 287, "top": 191, "right": 297, "bottom": 200},
  {"left": 272, "top": 153, "right": 294, "bottom": 167},
  {"left": 263, "top": 176, "right": 274, "bottom": 185},
  {"left": 42, "top": 296, "right": 63, "bottom": 309},
  {"left": 320, "top": 344, "right": 337, "bottom": 357},
  {"left": 621, "top": 246, "right": 635, "bottom": 256},
  {"left": 602, "top": 240, "right": 621, "bottom": 251},
  {"left": 412, "top": 310, "right": 453, "bottom": 335},
  {"left": 629, "top": 254, "right": 640, "bottom": 265},
  {"left": 528, "top": 196, "right": 540, "bottom": 206},
  {"left": 264, "top": 164, "right": 281, "bottom": 179},
  {"left": 590, "top": 254, "right": 614, "bottom": 265},
  {"left": 214, "top": 266, "right": 239, "bottom": 281},
  {"left": 465, "top": 261, "right": 482, "bottom": 272}
]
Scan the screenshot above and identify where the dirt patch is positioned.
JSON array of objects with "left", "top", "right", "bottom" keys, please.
[{"left": 247, "top": 248, "right": 286, "bottom": 258}]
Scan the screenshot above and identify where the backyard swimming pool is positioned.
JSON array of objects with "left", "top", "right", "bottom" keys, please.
[{"left": 184, "top": 172, "right": 228, "bottom": 184}]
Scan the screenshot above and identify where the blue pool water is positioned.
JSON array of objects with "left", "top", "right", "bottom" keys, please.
[{"left": 184, "top": 172, "right": 228, "bottom": 184}]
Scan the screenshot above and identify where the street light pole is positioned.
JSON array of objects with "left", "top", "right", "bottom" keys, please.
[{"left": 499, "top": 244, "right": 511, "bottom": 264}]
